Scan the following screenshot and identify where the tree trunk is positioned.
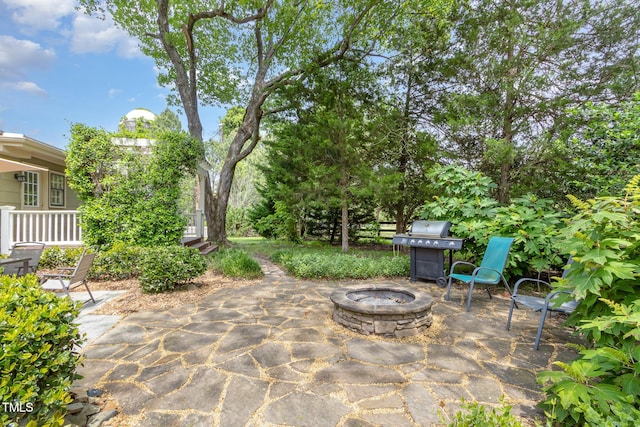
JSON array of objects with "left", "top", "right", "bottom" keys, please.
[
  {"left": 208, "top": 132, "right": 246, "bottom": 244},
  {"left": 394, "top": 49, "right": 414, "bottom": 233},
  {"left": 341, "top": 198, "right": 349, "bottom": 253},
  {"left": 498, "top": 0, "right": 517, "bottom": 204},
  {"left": 330, "top": 216, "right": 338, "bottom": 244}
]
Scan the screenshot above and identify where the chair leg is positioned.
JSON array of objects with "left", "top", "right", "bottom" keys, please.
[
  {"left": 83, "top": 280, "right": 96, "bottom": 304},
  {"left": 485, "top": 286, "right": 493, "bottom": 300},
  {"left": 506, "top": 298, "right": 516, "bottom": 331},
  {"left": 502, "top": 276, "right": 512, "bottom": 295},
  {"left": 465, "top": 280, "right": 476, "bottom": 312},
  {"left": 60, "top": 278, "right": 72, "bottom": 299},
  {"left": 534, "top": 304, "right": 550, "bottom": 350},
  {"left": 445, "top": 276, "right": 454, "bottom": 301}
]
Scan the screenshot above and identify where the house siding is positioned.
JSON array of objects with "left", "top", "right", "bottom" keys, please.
[{"left": 0, "top": 133, "right": 80, "bottom": 210}]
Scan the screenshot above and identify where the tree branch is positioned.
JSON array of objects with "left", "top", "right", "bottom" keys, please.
[
  {"left": 190, "top": 0, "right": 274, "bottom": 25},
  {"left": 263, "top": 1, "right": 379, "bottom": 92}
]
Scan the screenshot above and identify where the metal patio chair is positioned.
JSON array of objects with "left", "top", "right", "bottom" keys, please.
[
  {"left": 2, "top": 242, "right": 45, "bottom": 276},
  {"left": 40, "top": 250, "right": 96, "bottom": 303},
  {"left": 445, "top": 236, "right": 515, "bottom": 312},
  {"left": 507, "top": 259, "right": 579, "bottom": 350}
]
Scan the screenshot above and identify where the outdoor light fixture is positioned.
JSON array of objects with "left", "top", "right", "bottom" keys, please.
[{"left": 14, "top": 173, "right": 26, "bottom": 182}]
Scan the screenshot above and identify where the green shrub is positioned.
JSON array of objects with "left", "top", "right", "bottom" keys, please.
[
  {"left": 443, "top": 398, "right": 524, "bottom": 427},
  {"left": 91, "top": 242, "right": 143, "bottom": 280},
  {"left": 275, "top": 251, "right": 409, "bottom": 279},
  {"left": 537, "top": 299, "right": 640, "bottom": 426},
  {"left": 250, "top": 200, "right": 301, "bottom": 242},
  {"left": 422, "top": 164, "right": 566, "bottom": 276},
  {"left": 0, "top": 275, "right": 83, "bottom": 426},
  {"left": 210, "top": 249, "right": 263, "bottom": 279},
  {"left": 139, "top": 246, "right": 207, "bottom": 293},
  {"left": 39, "top": 246, "right": 85, "bottom": 269},
  {"left": 537, "top": 175, "right": 640, "bottom": 426}
]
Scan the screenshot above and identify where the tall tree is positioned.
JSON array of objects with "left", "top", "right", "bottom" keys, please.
[
  {"left": 262, "top": 61, "right": 383, "bottom": 250},
  {"left": 151, "top": 108, "right": 183, "bottom": 135},
  {"left": 559, "top": 94, "right": 640, "bottom": 198},
  {"left": 79, "top": 0, "right": 415, "bottom": 244},
  {"left": 434, "top": 0, "right": 640, "bottom": 202},
  {"left": 373, "top": 7, "right": 450, "bottom": 232}
]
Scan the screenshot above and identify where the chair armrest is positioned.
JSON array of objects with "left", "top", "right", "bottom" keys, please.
[
  {"left": 38, "top": 273, "right": 72, "bottom": 282},
  {"left": 57, "top": 267, "right": 75, "bottom": 272},
  {"left": 449, "top": 261, "right": 477, "bottom": 274},
  {"left": 512, "top": 277, "right": 552, "bottom": 296}
]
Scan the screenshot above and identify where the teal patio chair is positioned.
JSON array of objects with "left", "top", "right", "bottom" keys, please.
[
  {"left": 445, "top": 237, "right": 514, "bottom": 312},
  {"left": 507, "top": 259, "right": 579, "bottom": 350}
]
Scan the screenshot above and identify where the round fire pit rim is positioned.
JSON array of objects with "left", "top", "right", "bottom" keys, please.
[{"left": 330, "top": 284, "right": 433, "bottom": 315}]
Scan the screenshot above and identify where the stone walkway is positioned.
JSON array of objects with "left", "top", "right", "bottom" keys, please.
[{"left": 74, "top": 260, "right": 580, "bottom": 426}]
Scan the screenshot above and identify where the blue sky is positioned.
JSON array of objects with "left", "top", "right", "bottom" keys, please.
[{"left": 0, "top": 0, "right": 224, "bottom": 149}]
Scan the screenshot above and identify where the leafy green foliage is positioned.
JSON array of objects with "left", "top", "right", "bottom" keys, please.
[
  {"left": 90, "top": 243, "right": 143, "bottom": 280},
  {"left": 555, "top": 177, "right": 640, "bottom": 339},
  {"left": 250, "top": 200, "right": 300, "bottom": 242},
  {"left": 0, "top": 275, "right": 83, "bottom": 426},
  {"left": 443, "top": 397, "right": 524, "bottom": 427},
  {"left": 225, "top": 207, "right": 255, "bottom": 237},
  {"left": 139, "top": 246, "right": 207, "bottom": 293},
  {"left": 422, "top": 164, "right": 566, "bottom": 276},
  {"left": 39, "top": 246, "right": 85, "bottom": 270},
  {"left": 537, "top": 176, "right": 640, "bottom": 425},
  {"left": 262, "top": 61, "right": 380, "bottom": 249},
  {"left": 432, "top": 0, "right": 640, "bottom": 202},
  {"left": 560, "top": 93, "right": 640, "bottom": 199},
  {"left": 537, "top": 299, "right": 640, "bottom": 426},
  {"left": 210, "top": 249, "right": 263, "bottom": 279},
  {"left": 66, "top": 123, "right": 203, "bottom": 248},
  {"left": 274, "top": 251, "right": 409, "bottom": 280}
]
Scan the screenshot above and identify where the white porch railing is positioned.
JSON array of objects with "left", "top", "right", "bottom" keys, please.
[
  {"left": 0, "top": 206, "right": 205, "bottom": 254},
  {"left": 0, "top": 206, "right": 82, "bottom": 254},
  {"left": 182, "top": 210, "right": 206, "bottom": 238}
]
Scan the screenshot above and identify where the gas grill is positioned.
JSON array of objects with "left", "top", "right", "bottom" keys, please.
[{"left": 392, "top": 220, "right": 464, "bottom": 286}]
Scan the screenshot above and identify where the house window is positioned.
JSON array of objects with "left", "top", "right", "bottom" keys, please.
[
  {"left": 23, "top": 171, "right": 39, "bottom": 207},
  {"left": 50, "top": 172, "right": 65, "bottom": 207}
]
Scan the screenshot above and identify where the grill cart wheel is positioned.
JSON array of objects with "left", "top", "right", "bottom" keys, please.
[{"left": 436, "top": 277, "right": 448, "bottom": 288}]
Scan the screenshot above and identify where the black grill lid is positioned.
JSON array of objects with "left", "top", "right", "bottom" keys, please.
[{"left": 409, "top": 220, "right": 451, "bottom": 237}]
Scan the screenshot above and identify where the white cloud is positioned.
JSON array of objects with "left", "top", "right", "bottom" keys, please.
[
  {"left": 70, "top": 13, "right": 141, "bottom": 58},
  {"left": 1, "top": 81, "right": 48, "bottom": 97},
  {"left": 108, "top": 88, "right": 121, "bottom": 98},
  {"left": 2, "top": 0, "right": 76, "bottom": 32},
  {"left": 0, "top": 35, "right": 55, "bottom": 81}
]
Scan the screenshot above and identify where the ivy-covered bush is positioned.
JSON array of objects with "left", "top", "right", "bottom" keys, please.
[
  {"left": 537, "top": 175, "right": 640, "bottom": 426},
  {"left": 66, "top": 123, "right": 203, "bottom": 248},
  {"left": 422, "top": 164, "right": 566, "bottom": 276},
  {"left": 139, "top": 246, "right": 207, "bottom": 293},
  {"left": 0, "top": 275, "right": 83, "bottom": 426}
]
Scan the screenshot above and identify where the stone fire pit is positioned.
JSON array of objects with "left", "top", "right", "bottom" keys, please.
[{"left": 330, "top": 285, "right": 433, "bottom": 338}]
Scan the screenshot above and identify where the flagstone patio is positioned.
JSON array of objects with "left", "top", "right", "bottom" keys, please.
[{"left": 73, "top": 261, "right": 580, "bottom": 426}]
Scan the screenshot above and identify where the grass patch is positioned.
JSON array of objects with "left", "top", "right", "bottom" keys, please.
[
  {"left": 231, "top": 237, "right": 409, "bottom": 280},
  {"left": 210, "top": 248, "right": 264, "bottom": 279},
  {"left": 273, "top": 250, "right": 409, "bottom": 279}
]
